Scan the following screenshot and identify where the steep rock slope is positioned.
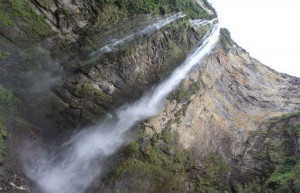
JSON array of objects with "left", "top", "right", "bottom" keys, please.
[
  {"left": 0, "top": 0, "right": 214, "bottom": 191},
  {"left": 149, "top": 30, "right": 300, "bottom": 159},
  {"left": 0, "top": 0, "right": 299, "bottom": 193},
  {"left": 99, "top": 31, "right": 300, "bottom": 192},
  {"left": 0, "top": 0, "right": 212, "bottom": 133}
]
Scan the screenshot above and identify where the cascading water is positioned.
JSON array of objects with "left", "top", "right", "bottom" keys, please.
[
  {"left": 86, "top": 13, "right": 185, "bottom": 65},
  {"left": 23, "top": 19, "right": 220, "bottom": 193},
  {"left": 190, "top": 18, "right": 218, "bottom": 27}
]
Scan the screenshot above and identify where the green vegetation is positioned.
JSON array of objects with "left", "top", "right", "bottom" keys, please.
[
  {"left": 0, "top": 11, "right": 14, "bottom": 26},
  {"left": 104, "top": 129, "right": 191, "bottom": 192},
  {"left": 220, "top": 35, "right": 230, "bottom": 52},
  {"left": 189, "top": 78, "right": 202, "bottom": 94},
  {"left": 72, "top": 83, "right": 109, "bottom": 122},
  {"left": 238, "top": 112, "right": 300, "bottom": 193},
  {"left": 156, "top": 24, "right": 194, "bottom": 81},
  {"left": 220, "top": 28, "right": 233, "bottom": 53},
  {"left": 0, "top": 85, "right": 20, "bottom": 163},
  {"left": 0, "top": 0, "right": 53, "bottom": 38},
  {"left": 74, "top": 83, "right": 110, "bottom": 103},
  {"left": 263, "top": 115, "right": 300, "bottom": 192},
  {"left": 275, "top": 111, "right": 300, "bottom": 121},
  {"left": 266, "top": 156, "right": 300, "bottom": 192},
  {"left": 233, "top": 179, "right": 264, "bottom": 193},
  {"left": 95, "top": 4, "right": 129, "bottom": 26},
  {"left": 19, "top": 46, "right": 51, "bottom": 71},
  {"left": 75, "top": 83, "right": 96, "bottom": 96},
  {"left": 174, "top": 100, "right": 191, "bottom": 122},
  {"left": 291, "top": 123, "right": 300, "bottom": 134},
  {"left": 0, "top": 121, "right": 8, "bottom": 151},
  {"left": 97, "top": 0, "right": 212, "bottom": 19},
  {"left": 235, "top": 157, "right": 300, "bottom": 193},
  {"left": 0, "top": 49, "right": 10, "bottom": 60},
  {"left": 166, "top": 42, "right": 185, "bottom": 66},
  {"left": 105, "top": 122, "right": 232, "bottom": 193},
  {"left": 113, "top": 158, "right": 186, "bottom": 193},
  {"left": 50, "top": 93, "right": 69, "bottom": 113},
  {"left": 168, "top": 76, "right": 201, "bottom": 103},
  {"left": 168, "top": 86, "right": 191, "bottom": 102},
  {"left": 195, "top": 156, "right": 230, "bottom": 193},
  {"left": 0, "top": 86, "right": 20, "bottom": 121}
]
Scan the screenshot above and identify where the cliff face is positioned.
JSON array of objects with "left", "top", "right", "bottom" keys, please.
[
  {"left": 0, "top": 0, "right": 299, "bottom": 193},
  {"left": 96, "top": 31, "right": 299, "bottom": 193},
  {"left": 137, "top": 32, "right": 300, "bottom": 191},
  {"left": 146, "top": 30, "right": 300, "bottom": 162}
]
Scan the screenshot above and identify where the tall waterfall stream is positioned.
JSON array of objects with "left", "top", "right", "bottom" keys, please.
[{"left": 23, "top": 18, "right": 220, "bottom": 193}]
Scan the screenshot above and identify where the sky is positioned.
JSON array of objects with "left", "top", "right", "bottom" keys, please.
[{"left": 207, "top": 0, "right": 300, "bottom": 77}]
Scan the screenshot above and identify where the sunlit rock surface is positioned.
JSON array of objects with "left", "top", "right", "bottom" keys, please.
[{"left": 146, "top": 38, "right": 300, "bottom": 161}]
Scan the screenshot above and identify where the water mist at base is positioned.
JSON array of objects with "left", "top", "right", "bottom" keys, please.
[{"left": 22, "top": 20, "right": 220, "bottom": 193}]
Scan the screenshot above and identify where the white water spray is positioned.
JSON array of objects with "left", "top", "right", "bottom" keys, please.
[
  {"left": 86, "top": 13, "right": 185, "bottom": 64},
  {"left": 190, "top": 18, "right": 218, "bottom": 27},
  {"left": 23, "top": 20, "right": 220, "bottom": 193}
]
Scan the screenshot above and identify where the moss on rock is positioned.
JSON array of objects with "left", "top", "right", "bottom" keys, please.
[
  {"left": 0, "top": 49, "right": 10, "bottom": 60},
  {"left": 0, "top": 0, "right": 54, "bottom": 43},
  {"left": 103, "top": 127, "right": 191, "bottom": 192},
  {"left": 0, "top": 85, "right": 20, "bottom": 163},
  {"left": 236, "top": 112, "right": 300, "bottom": 193}
]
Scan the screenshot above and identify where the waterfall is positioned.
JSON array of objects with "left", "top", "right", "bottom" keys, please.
[
  {"left": 190, "top": 18, "right": 218, "bottom": 27},
  {"left": 86, "top": 13, "right": 185, "bottom": 65},
  {"left": 23, "top": 19, "right": 220, "bottom": 193}
]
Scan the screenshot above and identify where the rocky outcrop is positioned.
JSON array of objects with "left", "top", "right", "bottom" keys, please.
[
  {"left": 2, "top": 17, "right": 210, "bottom": 140},
  {"left": 0, "top": 0, "right": 212, "bottom": 134},
  {"left": 27, "top": 0, "right": 91, "bottom": 41},
  {"left": 0, "top": 1, "right": 213, "bottom": 191},
  {"left": 144, "top": 29, "right": 299, "bottom": 156},
  {"left": 129, "top": 30, "right": 300, "bottom": 191},
  {"left": 96, "top": 30, "right": 300, "bottom": 192},
  {"left": 0, "top": 0, "right": 299, "bottom": 192},
  {"left": 50, "top": 22, "right": 208, "bottom": 127},
  {"left": 235, "top": 112, "right": 300, "bottom": 180}
]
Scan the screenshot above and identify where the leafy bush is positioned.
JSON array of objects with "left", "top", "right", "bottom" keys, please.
[
  {"left": 266, "top": 156, "right": 300, "bottom": 192},
  {"left": 0, "top": 12, "right": 14, "bottom": 26},
  {"left": 195, "top": 156, "right": 230, "bottom": 192},
  {"left": 234, "top": 157, "right": 300, "bottom": 193}
]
